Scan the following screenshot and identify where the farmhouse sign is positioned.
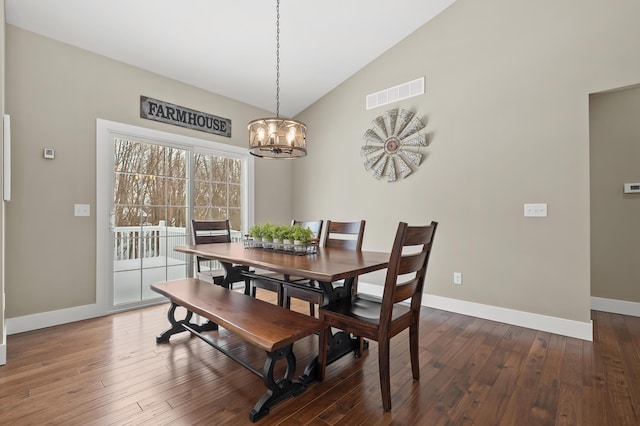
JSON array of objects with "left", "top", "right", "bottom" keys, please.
[{"left": 140, "top": 96, "right": 232, "bottom": 138}]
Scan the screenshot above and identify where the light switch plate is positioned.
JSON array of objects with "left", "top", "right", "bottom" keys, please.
[
  {"left": 524, "top": 203, "right": 547, "bottom": 217},
  {"left": 74, "top": 204, "right": 90, "bottom": 217}
]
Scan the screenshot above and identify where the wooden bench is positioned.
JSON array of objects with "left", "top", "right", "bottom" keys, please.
[{"left": 151, "top": 278, "right": 324, "bottom": 422}]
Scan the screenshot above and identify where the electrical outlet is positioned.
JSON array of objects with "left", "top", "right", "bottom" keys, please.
[{"left": 453, "top": 272, "right": 462, "bottom": 285}]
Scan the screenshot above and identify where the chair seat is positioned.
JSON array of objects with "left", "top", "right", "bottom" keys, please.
[
  {"left": 323, "top": 294, "right": 411, "bottom": 324},
  {"left": 197, "top": 268, "right": 225, "bottom": 284},
  {"left": 251, "top": 271, "right": 285, "bottom": 306}
]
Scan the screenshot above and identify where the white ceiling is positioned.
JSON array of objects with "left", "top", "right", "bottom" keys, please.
[{"left": 5, "top": 0, "right": 456, "bottom": 117}]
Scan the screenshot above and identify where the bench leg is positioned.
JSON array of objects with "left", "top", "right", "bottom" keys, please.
[
  {"left": 156, "top": 302, "right": 219, "bottom": 343},
  {"left": 249, "top": 344, "right": 305, "bottom": 423}
]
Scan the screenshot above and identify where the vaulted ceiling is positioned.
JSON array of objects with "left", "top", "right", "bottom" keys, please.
[{"left": 5, "top": 0, "right": 456, "bottom": 117}]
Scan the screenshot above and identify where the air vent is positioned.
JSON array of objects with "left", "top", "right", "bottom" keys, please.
[{"left": 366, "top": 77, "right": 425, "bottom": 110}]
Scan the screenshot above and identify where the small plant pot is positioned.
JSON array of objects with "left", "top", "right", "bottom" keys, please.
[
  {"left": 262, "top": 237, "right": 273, "bottom": 249},
  {"left": 294, "top": 240, "right": 306, "bottom": 253},
  {"left": 273, "top": 238, "right": 283, "bottom": 250}
]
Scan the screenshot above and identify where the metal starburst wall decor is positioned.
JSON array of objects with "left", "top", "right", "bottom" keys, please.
[{"left": 361, "top": 108, "right": 428, "bottom": 182}]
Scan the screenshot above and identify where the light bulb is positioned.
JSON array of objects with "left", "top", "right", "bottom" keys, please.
[{"left": 287, "top": 128, "right": 296, "bottom": 144}]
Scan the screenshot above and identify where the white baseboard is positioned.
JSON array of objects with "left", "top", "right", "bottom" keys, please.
[
  {"left": 0, "top": 325, "right": 6, "bottom": 365},
  {"left": 591, "top": 296, "right": 640, "bottom": 317},
  {"left": 6, "top": 303, "right": 99, "bottom": 335},
  {"left": 358, "top": 283, "right": 593, "bottom": 341}
]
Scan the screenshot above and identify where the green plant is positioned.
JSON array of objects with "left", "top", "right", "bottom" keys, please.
[
  {"left": 291, "top": 224, "right": 314, "bottom": 243},
  {"left": 274, "top": 224, "right": 293, "bottom": 241},
  {"left": 261, "top": 222, "right": 277, "bottom": 240},
  {"left": 249, "top": 224, "right": 264, "bottom": 239}
]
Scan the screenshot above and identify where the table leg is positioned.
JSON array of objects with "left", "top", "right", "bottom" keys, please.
[
  {"left": 220, "top": 261, "right": 252, "bottom": 295},
  {"left": 299, "top": 277, "right": 367, "bottom": 385}
]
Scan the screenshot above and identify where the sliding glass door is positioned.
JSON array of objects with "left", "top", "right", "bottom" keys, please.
[
  {"left": 96, "top": 119, "right": 253, "bottom": 314},
  {"left": 112, "top": 138, "right": 189, "bottom": 305}
]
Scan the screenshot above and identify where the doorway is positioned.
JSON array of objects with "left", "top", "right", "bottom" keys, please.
[{"left": 96, "top": 119, "right": 254, "bottom": 314}]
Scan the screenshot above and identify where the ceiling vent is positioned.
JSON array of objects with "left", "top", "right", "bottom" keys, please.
[{"left": 366, "top": 77, "right": 425, "bottom": 110}]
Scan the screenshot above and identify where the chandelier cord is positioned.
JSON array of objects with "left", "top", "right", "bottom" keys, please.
[{"left": 275, "top": 0, "right": 280, "bottom": 118}]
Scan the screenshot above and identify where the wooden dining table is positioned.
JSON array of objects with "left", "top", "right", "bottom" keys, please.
[{"left": 174, "top": 241, "right": 390, "bottom": 382}]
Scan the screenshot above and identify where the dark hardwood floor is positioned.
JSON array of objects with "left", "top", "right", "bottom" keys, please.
[{"left": 1, "top": 292, "right": 639, "bottom": 425}]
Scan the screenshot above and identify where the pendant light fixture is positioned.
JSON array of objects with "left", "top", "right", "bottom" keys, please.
[{"left": 248, "top": 0, "right": 307, "bottom": 159}]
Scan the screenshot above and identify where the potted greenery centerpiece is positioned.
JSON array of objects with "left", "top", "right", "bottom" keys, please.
[{"left": 247, "top": 222, "right": 317, "bottom": 253}]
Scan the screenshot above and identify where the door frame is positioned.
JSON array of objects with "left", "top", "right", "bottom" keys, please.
[{"left": 96, "top": 119, "right": 254, "bottom": 315}]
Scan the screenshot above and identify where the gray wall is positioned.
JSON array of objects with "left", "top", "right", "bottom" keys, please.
[
  {"left": 293, "top": 0, "right": 640, "bottom": 324},
  {"left": 4, "top": 25, "right": 293, "bottom": 317},
  {"left": 591, "top": 85, "right": 640, "bottom": 302}
]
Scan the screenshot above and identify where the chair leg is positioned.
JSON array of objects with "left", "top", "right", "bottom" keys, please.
[
  {"left": 276, "top": 287, "right": 284, "bottom": 307},
  {"left": 318, "top": 324, "right": 329, "bottom": 381},
  {"left": 378, "top": 338, "right": 392, "bottom": 411},
  {"left": 282, "top": 284, "right": 291, "bottom": 309},
  {"left": 409, "top": 323, "right": 420, "bottom": 380}
]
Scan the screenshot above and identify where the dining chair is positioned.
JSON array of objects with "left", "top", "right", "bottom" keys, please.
[
  {"left": 191, "top": 219, "right": 250, "bottom": 293},
  {"left": 318, "top": 220, "right": 438, "bottom": 411},
  {"left": 282, "top": 220, "right": 364, "bottom": 316},
  {"left": 251, "top": 219, "right": 324, "bottom": 307}
]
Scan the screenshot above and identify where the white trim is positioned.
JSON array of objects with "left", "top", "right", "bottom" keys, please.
[
  {"left": 6, "top": 304, "right": 99, "bottom": 335},
  {"left": 3, "top": 114, "right": 10, "bottom": 201},
  {"left": 0, "top": 325, "right": 6, "bottom": 365},
  {"left": 358, "top": 282, "right": 593, "bottom": 341},
  {"left": 591, "top": 296, "right": 640, "bottom": 317}
]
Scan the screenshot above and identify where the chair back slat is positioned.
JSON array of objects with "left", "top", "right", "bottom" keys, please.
[
  {"left": 323, "top": 220, "right": 365, "bottom": 250},
  {"left": 397, "top": 252, "right": 428, "bottom": 276},
  {"left": 191, "top": 220, "right": 232, "bottom": 245},
  {"left": 191, "top": 220, "right": 232, "bottom": 275},
  {"left": 393, "top": 278, "right": 419, "bottom": 303}
]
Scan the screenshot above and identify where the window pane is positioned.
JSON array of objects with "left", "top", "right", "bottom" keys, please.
[
  {"left": 229, "top": 184, "right": 241, "bottom": 208},
  {"left": 229, "top": 158, "right": 242, "bottom": 184},
  {"left": 114, "top": 139, "right": 143, "bottom": 173},
  {"left": 114, "top": 172, "right": 141, "bottom": 206},
  {"left": 194, "top": 180, "right": 212, "bottom": 208},
  {"left": 229, "top": 208, "right": 241, "bottom": 232},
  {"left": 193, "top": 207, "right": 227, "bottom": 221},
  {"left": 194, "top": 152, "right": 243, "bottom": 232},
  {"left": 165, "top": 146, "right": 186, "bottom": 178},
  {"left": 212, "top": 183, "right": 227, "bottom": 207},
  {"left": 167, "top": 177, "right": 188, "bottom": 209},
  {"left": 212, "top": 156, "right": 227, "bottom": 182}
]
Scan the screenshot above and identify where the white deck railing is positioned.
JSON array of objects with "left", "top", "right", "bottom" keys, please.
[{"left": 114, "top": 220, "right": 243, "bottom": 265}]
